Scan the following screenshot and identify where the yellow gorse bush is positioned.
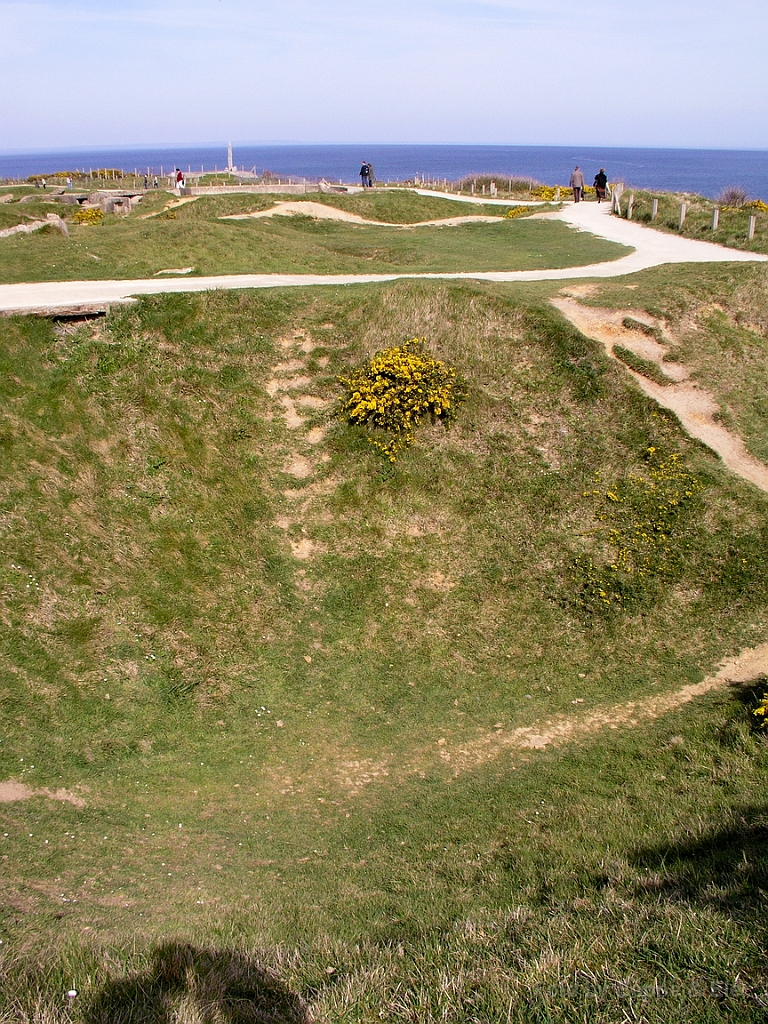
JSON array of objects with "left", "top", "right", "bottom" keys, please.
[
  {"left": 337, "top": 338, "right": 467, "bottom": 460},
  {"left": 73, "top": 207, "right": 103, "bottom": 225},
  {"left": 531, "top": 185, "right": 597, "bottom": 202}
]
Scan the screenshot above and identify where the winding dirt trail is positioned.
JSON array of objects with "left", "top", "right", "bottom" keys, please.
[
  {"left": 221, "top": 200, "right": 504, "bottom": 228},
  {"left": 552, "top": 295, "right": 768, "bottom": 494},
  {"left": 429, "top": 642, "right": 768, "bottom": 776}
]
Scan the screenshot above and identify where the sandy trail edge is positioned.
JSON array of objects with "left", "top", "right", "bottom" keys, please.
[
  {"left": 221, "top": 200, "right": 504, "bottom": 228},
  {"left": 552, "top": 296, "right": 768, "bottom": 494},
  {"left": 435, "top": 642, "right": 768, "bottom": 775}
]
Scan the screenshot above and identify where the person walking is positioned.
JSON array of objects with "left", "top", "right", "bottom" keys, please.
[
  {"left": 569, "top": 166, "right": 584, "bottom": 203},
  {"left": 594, "top": 168, "right": 608, "bottom": 203},
  {"left": 359, "top": 162, "right": 369, "bottom": 188},
  {"left": 366, "top": 162, "right": 374, "bottom": 187}
]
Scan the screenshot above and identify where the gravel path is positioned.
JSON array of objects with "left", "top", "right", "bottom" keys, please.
[{"left": 0, "top": 198, "right": 765, "bottom": 315}]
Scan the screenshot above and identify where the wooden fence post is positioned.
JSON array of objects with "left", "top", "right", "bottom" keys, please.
[
  {"left": 712, "top": 208, "right": 719, "bottom": 231},
  {"left": 651, "top": 198, "right": 658, "bottom": 220},
  {"left": 627, "top": 193, "right": 634, "bottom": 220},
  {"left": 679, "top": 203, "right": 687, "bottom": 229},
  {"left": 555, "top": 186, "right": 560, "bottom": 202},
  {"left": 748, "top": 214, "right": 757, "bottom": 241}
]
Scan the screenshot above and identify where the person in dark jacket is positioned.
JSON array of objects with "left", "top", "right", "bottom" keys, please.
[
  {"left": 360, "top": 162, "right": 369, "bottom": 187},
  {"left": 594, "top": 168, "right": 608, "bottom": 203}
]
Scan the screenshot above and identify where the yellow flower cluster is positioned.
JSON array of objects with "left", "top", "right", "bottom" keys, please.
[
  {"left": 503, "top": 207, "right": 529, "bottom": 219},
  {"left": 571, "top": 447, "right": 702, "bottom": 614},
  {"left": 73, "top": 208, "right": 103, "bottom": 225},
  {"left": 531, "top": 185, "right": 596, "bottom": 202},
  {"left": 753, "top": 689, "right": 768, "bottom": 729},
  {"left": 337, "top": 338, "right": 466, "bottom": 460}
]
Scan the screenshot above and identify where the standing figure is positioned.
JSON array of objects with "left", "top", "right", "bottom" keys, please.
[
  {"left": 594, "top": 168, "right": 608, "bottom": 203},
  {"left": 359, "top": 162, "right": 369, "bottom": 188},
  {"left": 144, "top": 175, "right": 149, "bottom": 190},
  {"left": 153, "top": 177, "right": 159, "bottom": 189},
  {"left": 66, "top": 176, "right": 72, "bottom": 189},
  {"left": 176, "top": 168, "right": 184, "bottom": 189},
  {"left": 569, "top": 166, "right": 584, "bottom": 202},
  {"left": 366, "top": 163, "right": 374, "bottom": 187}
]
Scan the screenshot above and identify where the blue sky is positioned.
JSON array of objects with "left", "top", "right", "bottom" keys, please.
[{"left": 1, "top": 0, "right": 767, "bottom": 151}]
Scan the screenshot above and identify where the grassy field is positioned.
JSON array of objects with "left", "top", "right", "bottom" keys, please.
[
  {"left": 0, "top": 261, "right": 767, "bottom": 1020},
  {"left": 0, "top": 190, "right": 629, "bottom": 284},
  {"left": 618, "top": 190, "right": 768, "bottom": 255}
]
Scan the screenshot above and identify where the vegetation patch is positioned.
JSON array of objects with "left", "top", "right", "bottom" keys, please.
[
  {"left": 612, "top": 343, "right": 672, "bottom": 386},
  {"left": 72, "top": 207, "right": 103, "bottom": 226},
  {"left": 753, "top": 685, "right": 768, "bottom": 729},
  {"left": 337, "top": 338, "right": 467, "bottom": 459},
  {"left": 569, "top": 445, "right": 704, "bottom": 616},
  {"left": 0, "top": 219, "right": 767, "bottom": 1022}
]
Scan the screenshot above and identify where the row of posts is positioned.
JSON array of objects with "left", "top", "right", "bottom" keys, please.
[{"left": 615, "top": 192, "right": 758, "bottom": 240}]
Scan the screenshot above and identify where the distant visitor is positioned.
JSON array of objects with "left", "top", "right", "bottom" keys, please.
[
  {"left": 366, "top": 162, "right": 374, "bottom": 187},
  {"left": 594, "top": 168, "right": 607, "bottom": 203},
  {"left": 569, "top": 166, "right": 584, "bottom": 203},
  {"left": 360, "top": 162, "right": 369, "bottom": 187}
]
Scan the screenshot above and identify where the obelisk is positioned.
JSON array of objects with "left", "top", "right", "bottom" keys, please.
[{"left": 227, "top": 142, "right": 234, "bottom": 172}]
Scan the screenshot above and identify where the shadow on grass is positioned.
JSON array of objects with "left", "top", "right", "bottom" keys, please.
[
  {"left": 631, "top": 803, "right": 768, "bottom": 925},
  {"left": 84, "top": 942, "right": 309, "bottom": 1024}
]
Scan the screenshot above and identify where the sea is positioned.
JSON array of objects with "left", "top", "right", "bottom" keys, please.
[{"left": 1, "top": 144, "right": 767, "bottom": 199}]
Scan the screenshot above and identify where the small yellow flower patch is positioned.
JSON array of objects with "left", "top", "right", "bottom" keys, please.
[{"left": 337, "top": 338, "right": 467, "bottom": 460}]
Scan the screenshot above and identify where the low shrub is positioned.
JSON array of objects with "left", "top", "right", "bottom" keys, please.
[
  {"left": 457, "top": 175, "right": 539, "bottom": 194},
  {"left": 73, "top": 207, "right": 103, "bottom": 225},
  {"left": 337, "top": 338, "right": 467, "bottom": 460},
  {"left": 717, "top": 185, "right": 748, "bottom": 208}
]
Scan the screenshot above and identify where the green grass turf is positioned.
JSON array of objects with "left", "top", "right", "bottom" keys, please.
[
  {"left": 0, "top": 191, "right": 626, "bottom": 283},
  {"left": 0, "top": 270, "right": 766, "bottom": 1021},
  {"left": 586, "top": 263, "right": 768, "bottom": 466}
]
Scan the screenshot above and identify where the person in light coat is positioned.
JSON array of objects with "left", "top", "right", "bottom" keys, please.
[{"left": 569, "top": 166, "right": 584, "bottom": 203}]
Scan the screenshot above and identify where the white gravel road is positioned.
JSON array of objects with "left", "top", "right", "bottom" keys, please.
[{"left": 0, "top": 197, "right": 764, "bottom": 314}]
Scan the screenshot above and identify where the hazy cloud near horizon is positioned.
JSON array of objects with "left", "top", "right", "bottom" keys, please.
[{"left": 1, "top": 0, "right": 767, "bottom": 150}]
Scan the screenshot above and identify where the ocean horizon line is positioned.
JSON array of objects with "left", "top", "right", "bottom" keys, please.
[
  {"left": 2, "top": 143, "right": 767, "bottom": 199},
  {"left": 3, "top": 142, "right": 768, "bottom": 156}
]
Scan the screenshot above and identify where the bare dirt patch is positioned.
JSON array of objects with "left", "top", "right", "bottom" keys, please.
[
  {"left": 284, "top": 456, "right": 314, "bottom": 479},
  {"left": 295, "top": 395, "right": 328, "bottom": 411},
  {"left": 553, "top": 296, "right": 768, "bottom": 494},
  {"left": 278, "top": 395, "right": 306, "bottom": 430},
  {"left": 434, "top": 641, "right": 768, "bottom": 774},
  {"left": 290, "top": 537, "right": 318, "bottom": 560},
  {"left": 0, "top": 781, "right": 87, "bottom": 808}
]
